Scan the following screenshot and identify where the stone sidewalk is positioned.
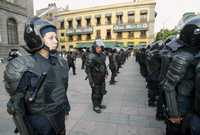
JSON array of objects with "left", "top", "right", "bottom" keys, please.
[{"left": 0, "top": 56, "right": 165, "bottom": 135}]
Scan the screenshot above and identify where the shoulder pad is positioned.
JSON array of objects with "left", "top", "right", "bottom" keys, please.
[
  {"left": 174, "top": 51, "right": 194, "bottom": 60},
  {"left": 166, "top": 39, "right": 184, "bottom": 52},
  {"left": 4, "top": 55, "right": 35, "bottom": 96},
  {"left": 57, "top": 56, "right": 69, "bottom": 70},
  {"left": 88, "top": 53, "right": 96, "bottom": 60}
]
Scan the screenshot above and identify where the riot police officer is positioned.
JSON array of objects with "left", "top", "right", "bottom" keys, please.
[
  {"left": 81, "top": 49, "right": 87, "bottom": 69},
  {"left": 4, "top": 17, "right": 70, "bottom": 135},
  {"left": 108, "top": 48, "right": 118, "bottom": 84},
  {"left": 185, "top": 16, "right": 200, "bottom": 135},
  {"left": 85, "top": 39, "right": 108, "bottom": 113},
  {"left": 67, "top": 51, "right": 76, "bottom": 75},
  {"left": 161, "top": 16, "right": 200, "bottom": 135}
]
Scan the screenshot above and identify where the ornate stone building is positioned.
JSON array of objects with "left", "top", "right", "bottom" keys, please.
[
  {"left": 56, "top": 0, "right": 156, "bottom": 51},
  {"left": 0, "top": 0, "right": 33, "bottom": 57}
]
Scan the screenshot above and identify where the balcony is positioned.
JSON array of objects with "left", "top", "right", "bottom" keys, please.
[
  {"left": 113, "top": 23, "right": 148, "bottom": 32},
  {"left": 66, "top": 28, "right": 75, "bottom": 36},
  {"left": 75, "top": 27, "right": 93, "bottom": 34},
  {"left": 66, "top": 26, "right": 93, "bottom": 35}
]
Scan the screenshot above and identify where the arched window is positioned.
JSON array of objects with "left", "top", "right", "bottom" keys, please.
[{"left": 7, "top": 18, "right": 18, "bottom": 44}]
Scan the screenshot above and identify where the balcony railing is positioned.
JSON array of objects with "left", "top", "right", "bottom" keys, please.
[
  {"left": 66, "top": 28, "right": 75, "bottom": 35},
  {"left": 66, "top": 27, "right": 93, "bottom": 35},
  {"left": 113, "top": 23, "right": 148, "bottom": 32},
  {"left": 76, "top": 27, "right": 93, "bottom": 34}
]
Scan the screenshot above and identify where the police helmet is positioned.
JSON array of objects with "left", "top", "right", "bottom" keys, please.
[
  {"left": 91, "top": 39, "right": 105, "bottom": 53},
  {"left": 24, "top": 16, "right": 57, "bottom": 52},
  {"left": 179, "top": 15, "right": 200, "bottom": 47}
]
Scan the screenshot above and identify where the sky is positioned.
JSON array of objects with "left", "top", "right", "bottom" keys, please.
[{"left": 33, "top": 0, "right": 200, "bottom": 33}]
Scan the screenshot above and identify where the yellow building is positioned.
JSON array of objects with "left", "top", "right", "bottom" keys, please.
[{"left": 56, "top": 0, "right": 156, "bottom": 50}]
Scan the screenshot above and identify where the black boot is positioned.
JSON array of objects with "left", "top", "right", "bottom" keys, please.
[
  {"left": 110, "top": 81, "right": 115, "bottom": 85},
  {"left": 99, "top": 105, "right": 106, "bottom": 109},
  {"left": 93, "top": 106, "right": 101, "bottom": 113}
]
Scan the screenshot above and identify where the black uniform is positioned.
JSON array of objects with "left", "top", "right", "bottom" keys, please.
[
  {"left": 4, "top": 17, "right": 70, "bottom": 135},
  {"left": 81, "top": 51, "right": 87, "bottom": 69},
  {"left": 67, "top": 52, "right": 76, "bottom": 75},
  {"left": 161, "top": 16, "right": 200, "bottom": 135},
  {"left": 108, "top": 49, "right": 118, "bottom": 84},
  {"left": 85, "top": 40, "right": 108, "bottom": 113}
]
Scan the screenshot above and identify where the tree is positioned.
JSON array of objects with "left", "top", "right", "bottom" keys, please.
[{"left": 155, "top": 29, "right": 178, "bottom": 41}]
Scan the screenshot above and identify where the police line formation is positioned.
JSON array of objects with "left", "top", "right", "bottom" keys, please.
[
  {"left": 135, "top": 15, "right": 200, "bottom": 135},
  {"left": 3, "top": 16, "right": 132, "bottom": 135}
]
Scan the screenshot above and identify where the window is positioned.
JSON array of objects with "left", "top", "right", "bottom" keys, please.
[
  {"left": 128, "top": 32, "right": 134, "bottom": 39},
  {"left": 116, "top": 32, "right": 122, "bottom": 39},
  {"left": 86, "top": 18, "right": 91, "bottom": 26},
  {"left": 77, "top": 19, "right": 81, "bottom": 28},
  {"left": 86, "top": 34, "right": 91, "bottom": 40},
  {"left": 140, "top": 31, "right": 147, "bottom": 38},
  {"left": 106, "top": 29, "right": 111, "bottom": 40},
  {"left": 7, "top": 18, "right": 18, "bottom": 44},
  {"left": 60, "top": 21, "right": 64, "bottom": 29},
  {"left": 96, "top": 17, "right": 101, "bottom": 26},
  {"left": 61, "top": 33, "right": 64, "bottom": 37},
  {"left": 60, "top": 38, "right": 65, "bottom": 43},
  {"left": 116, "top": 15, "right": 123, "bottom": 24},
  {"left": 68, "top": 20, "right": 73, "bottom": 29},
  {"left": 128, "top": 13, "right": 135, "bottom": 23},
  {"left": 77, "top": 35, "right": 82, "bottom": 41},
  {"left": 140, "top": 10, "right": 148, "bottom": 22},
  {"left": 61, "top": 45, "right": 65, "bottom": 49},
  {"left": 96, "top": 30, "right": 101, "bottom": 39},
  {"left": 139, "top": 42, "right": 146, "bottom": 45},
  {"left": 105, "top": 16, "right": 112, "bottom": 25},
  {"left": 68, "top": 36, "right": 73, "bottom": 42}
]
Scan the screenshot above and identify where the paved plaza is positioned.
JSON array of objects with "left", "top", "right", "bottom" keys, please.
[{"left": 0, "top": 56, "right": 165, "bottom": 135}]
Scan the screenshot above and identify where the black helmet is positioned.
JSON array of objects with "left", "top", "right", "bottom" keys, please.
[
  {"left": 24, "top": 16, "right": 57, "bottom": 52},
  {"left": 179, "top": 15, "right": 200, "bottom": 47},
  {"left": 91, "top": 39, "right": 105, "bottom": 53}
]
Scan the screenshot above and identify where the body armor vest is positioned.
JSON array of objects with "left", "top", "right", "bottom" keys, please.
[{"left": 25, "top": 55, "right": 69, "bottom": 115}]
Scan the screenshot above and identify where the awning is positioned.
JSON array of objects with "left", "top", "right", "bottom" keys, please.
[
  {"left": 116, "top": 42, "right": 125, "bottom": 48},
  {"left": 75, "top": 42, "right": 92, "bottom": 48},
  {"left": 127, "top": 42, "right": 134, "bottom": 48},
  {"left": 104, "top": 42, "right": 116, "bottom": 48}
]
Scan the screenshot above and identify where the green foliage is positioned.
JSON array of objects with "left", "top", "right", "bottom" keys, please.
[{"left": 155, "top": 29, "right": 178, "bottom": 41}]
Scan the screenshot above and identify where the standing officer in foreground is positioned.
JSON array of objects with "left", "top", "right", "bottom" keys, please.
[
  {"left": 161, "top": 16, "right": 200, "bottom": 135},
  {"left": 4, "top": 17, "right": 70, "bottom": 135},
  {"left": 85, "top": 39, "right": 108, "bottom": 113}
]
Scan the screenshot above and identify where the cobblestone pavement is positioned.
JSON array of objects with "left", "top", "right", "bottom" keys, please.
[{"left": 0, "top": 56, "right": 165, "bottom": 135}]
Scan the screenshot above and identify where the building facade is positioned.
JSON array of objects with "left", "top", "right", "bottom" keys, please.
[
  {"left": 0, "top": 0, "right": 33, "bottom": 57},
  {"left": 56, "top": 0, "right": 156, "bottom": 50}
]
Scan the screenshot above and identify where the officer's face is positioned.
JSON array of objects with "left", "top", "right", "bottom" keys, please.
[
  {"left": 96, "top": 46, "right": 102, "bottom": 54},
  {"left": 43, "top": 32, "right": 58, "bottom": 51}
]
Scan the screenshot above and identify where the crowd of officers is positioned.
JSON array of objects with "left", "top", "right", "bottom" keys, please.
[
  {"left": 135, "top": 16, "right": 200, "bottom": 135},
  {"left": 50, "top": 40, "right": 132, "bottom": 113},
  {"left": 59, "top": 45, "right": 132, "bottom": 86},
  {"left": 4, "top": 16, "right": 133, "bottom": 135}
]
